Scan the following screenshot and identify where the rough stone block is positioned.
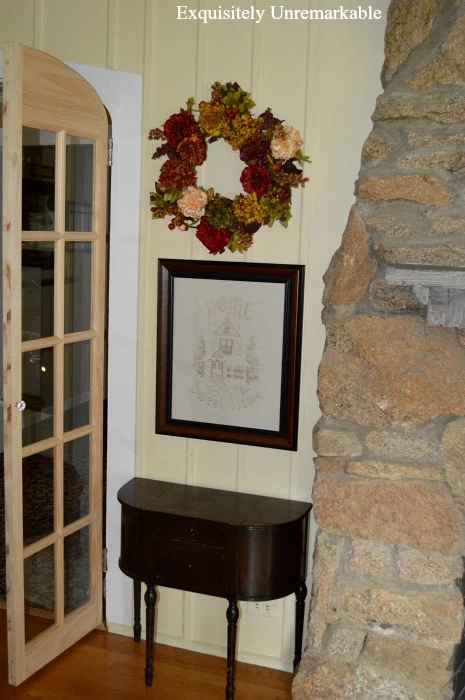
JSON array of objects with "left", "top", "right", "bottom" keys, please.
[
  {"left": 381, "top": 0, "right": 440, "bottom": 83},
  {"left": 313, "top": 424, "right": 362, "bottom": 457},
  {"left": 314, "top": 457, "right": 345, "bottom": 474},
  {"left": 375, "top": 242, "right": 465, "bottom": 267},
  {"left": 319, "top": 316, "right": 465, "bottom": 426},
  {"left": 408, "top": 132, "right": 465, "bottom": 149},
  {"left": 323, "top": 208, "right": 376, "bottom": 306},
  {"left": 362, "top": 634, "right": 453, "bottom": 696},
  {"left": 292, "top": 660, "right": 356, "bottom": 700},
  {"left": 327, "top": 624, "right": 367, "bottom": 662},
  {"left": 347, "top": 459, "right": 443, "bottom": 481},
  {"left": 374, "top": 93, "right": 465, "bottom": 124},
  {"left": 442, "top": 417, "right": 465, "bottom": 508},
  {"left": 358, "top": 176, "right": 450, "bottom": 205},
  {"left": 361, "top": 131, "right": 391, "bottom": 162},
  {"left": 292, "top": 652, "right": 317, "bottom": 694},
  {"left": 368, "top": 279, "right": 424, "bottom": 312},
  {"left": 397, "top": 548, "right": 463, "bottom": 585},
  {"left": 364, "top": 202, "right": 428, "bottom": 240},
  {"left": 363, "top": 430, "right": 438, "bottom": 462},
  {"left": 307, "top": 531, "right": 343, "bottom": 648},
  {"left": 365, "top": 214, "right": 415, "bottom": 239},
  {"left": 347, "top": 539, "right": 393, "bottom": 577},
  {"left": 319, "top": 347, "right": 390, "bottom": 427},
  {"left": 408, "top": 16, "right": 465, "bottom": 88},
  {"left": 351, "top": 665, "right": 439, "bottom": 700},
  {"left": 397, "top": 150, "right": 465, "bottom": 172},
  {"left": 340, "top": 584, "right": 463, "bottom": 642},
  {"left": 313, "top": 478, "right": 459, "bottom": 549},
  {"left": 427, "top": 215, "right": 465, "bottom": 236}
]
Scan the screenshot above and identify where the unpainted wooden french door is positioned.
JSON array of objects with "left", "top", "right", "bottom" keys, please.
[{"left": 2, "top": 43, "right": 108, "bottom": 685}]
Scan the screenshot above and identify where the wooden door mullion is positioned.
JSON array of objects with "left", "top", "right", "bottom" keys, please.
[
  {"left": 54, "top": 130, "right": 66, "bottom": 627},
  {"left": 22, "top": 512, "right": 95, "bottom": 562},
  {"left": 54, "top": 442, "right": 64, "bottom": 626}
]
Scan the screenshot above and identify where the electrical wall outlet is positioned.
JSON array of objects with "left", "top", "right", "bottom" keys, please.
[{"left": 247, "top": 601, "right": 278, "bottom": 618}]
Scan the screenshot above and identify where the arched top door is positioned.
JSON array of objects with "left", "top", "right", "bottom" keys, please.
[{"left": 3, "top": 43, "right": 108, "bottom": 685}]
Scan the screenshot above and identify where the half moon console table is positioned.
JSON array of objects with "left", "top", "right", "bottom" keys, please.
[{"left": 117, "top": 478, "right": 312, "bottom": 699}]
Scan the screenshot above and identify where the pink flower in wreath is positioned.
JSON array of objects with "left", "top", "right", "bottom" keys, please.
[
  {"left": 177, "top": 186, "right": 208, "bottom": 219},
  {"left": 270, "top": 124, "right": 303, "bottom": 161}
]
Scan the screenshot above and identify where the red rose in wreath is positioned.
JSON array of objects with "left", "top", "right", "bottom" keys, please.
[
  {"left": 163, "top": 110, "right": 198, "bottom": 147},
  {"left": 240, "top": 165, "right": 272, "bottom": 198},
  {"left": 195, "top": 219, "right": 231, "bottom": 255}
]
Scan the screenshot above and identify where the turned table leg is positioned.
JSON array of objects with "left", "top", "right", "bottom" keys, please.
[
  {"left": 226, "top": 601, "right": 239, "bottom": 699},
  {"left": 144, "top": 584, "right": 157, "bottom": 686},
  {"left": 293, "top": 582, "right": 307, "bottom": 673},
  {"left": 133, "top": 579, "right": 142, "bottom": 642}
]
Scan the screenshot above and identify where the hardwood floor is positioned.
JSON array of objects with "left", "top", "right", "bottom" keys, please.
[{"left": 0, "top": 615, "right": 293, "bottom": 699}]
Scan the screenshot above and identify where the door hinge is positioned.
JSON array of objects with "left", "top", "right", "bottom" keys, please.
[
  {"left": 108, "top": 137, "right": 113, "bottom": 167},
  {"left": 102, "top": 548, "right": 108, "bottom": 573}
]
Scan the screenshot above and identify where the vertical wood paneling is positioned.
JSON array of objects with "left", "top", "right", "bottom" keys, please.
[
  {"left": 192, "top": 594, "right": 227, "bottom": 648},
  {"left": 141, "top": 0, "right": 389, "bottom": 670},
  {"left": 198, "top": 12, "right": 255, "bottom": 92},
  {"left": 195, "top": 441, "right": 238, "bottom": 491},
  {"left": 0, "top": 0, "right": 35, "bottom": 46},
  {"left": 135, "top": 0, "right": 158, "bottom": 477},
  {"left": 148, "top": 434, "right": 189, "bottom": 483},
  {"left": 113, "top": 0, "right": 146, "bottom": 74},
  {"left": 106, "top": 0, "right": 118, "bottom": 70},
  {"left": 244, "top": 449, "right": 292, "bottom": 498},
  {"left": 155, "top": 588, "right": 184, "bottom": 638},
  {"left": 33, "top": 0, "right": 45, "bottom": 50},
  {"left": 290, "top": 1, "right": 322, "bottom": 515},
  {"left": 140, "top": 0, "right": 200, "bottom": 478},
  {"left": 252, "top": 2, "right": 310, "bottom": 264},
  {"left": 40, "top": 0, "right": 110, "bottom": 68}
]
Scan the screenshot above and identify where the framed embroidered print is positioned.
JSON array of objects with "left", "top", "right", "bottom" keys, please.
[{"left": 156, "top": 259, "right": 305, "bottom": 450}]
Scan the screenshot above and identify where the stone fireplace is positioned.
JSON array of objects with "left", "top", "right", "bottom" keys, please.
[{"left": 293, "top": 1, "right": 465, "bottom": 698}]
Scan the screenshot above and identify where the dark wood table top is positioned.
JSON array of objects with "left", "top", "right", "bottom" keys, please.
[{"left": 117, "top": 477, "right": 311, "bottom": 528}]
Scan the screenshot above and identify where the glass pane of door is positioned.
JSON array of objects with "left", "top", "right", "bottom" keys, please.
[
  {"left": 22, "top": 242, "right": 54, "bottom": 341},
  {"left": 66, "top": 136, "right": 93, "bottom": 232},
  {"left": 24, "top": 545, "right": 55, "bottom": 643},
  {"left": 64, "top": 242, "right": 92, "bottom": 333},
  {"left": 23, "top": 450, "right": 55, "bottom": 546},
  {"left": 22, "top": 347, "right": 54, "bottom": 447},
  {"left": 64, "top": 341, "right": 91, "bottom": 431},
  {"left": 64, "top": 436, "right": 90, "bottom": 527},
  {"left": 64, "top": 526, "right": 90, "bottom": 615},
  {"left": 22, "top": 128, "right": 56, "bottom": 232}
]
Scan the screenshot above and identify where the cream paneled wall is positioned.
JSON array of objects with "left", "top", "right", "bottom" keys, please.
[
  {"left": 0, "top": 0, "right": 389, "bottom": 671},
  {"left": 0, "top": 0, "right": 146, "bottom": 73}
]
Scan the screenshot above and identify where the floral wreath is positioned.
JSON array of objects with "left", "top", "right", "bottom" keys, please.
[{"left": 149, "top": 82, "right": 310, "bottom": 255}]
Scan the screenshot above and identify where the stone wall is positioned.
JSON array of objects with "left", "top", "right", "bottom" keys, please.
[{"left": 293, "top": 1, "right": 465, "bottom": 698}]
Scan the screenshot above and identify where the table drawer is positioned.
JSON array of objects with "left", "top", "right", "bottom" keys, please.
[
  {"left": 153, "top": 539, "right": 227, "bottom": 597},
  {"left": 151, "top": 516, "right": 228, "bottom": 548}
]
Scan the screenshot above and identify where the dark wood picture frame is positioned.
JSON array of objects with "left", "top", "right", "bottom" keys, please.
[{"left": 156, "top": 258, "right": 305, "bottom": 450}]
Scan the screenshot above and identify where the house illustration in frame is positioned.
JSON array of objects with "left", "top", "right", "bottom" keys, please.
[{"left": 209, "top": 316, "right": 245, "bottom": 382}]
